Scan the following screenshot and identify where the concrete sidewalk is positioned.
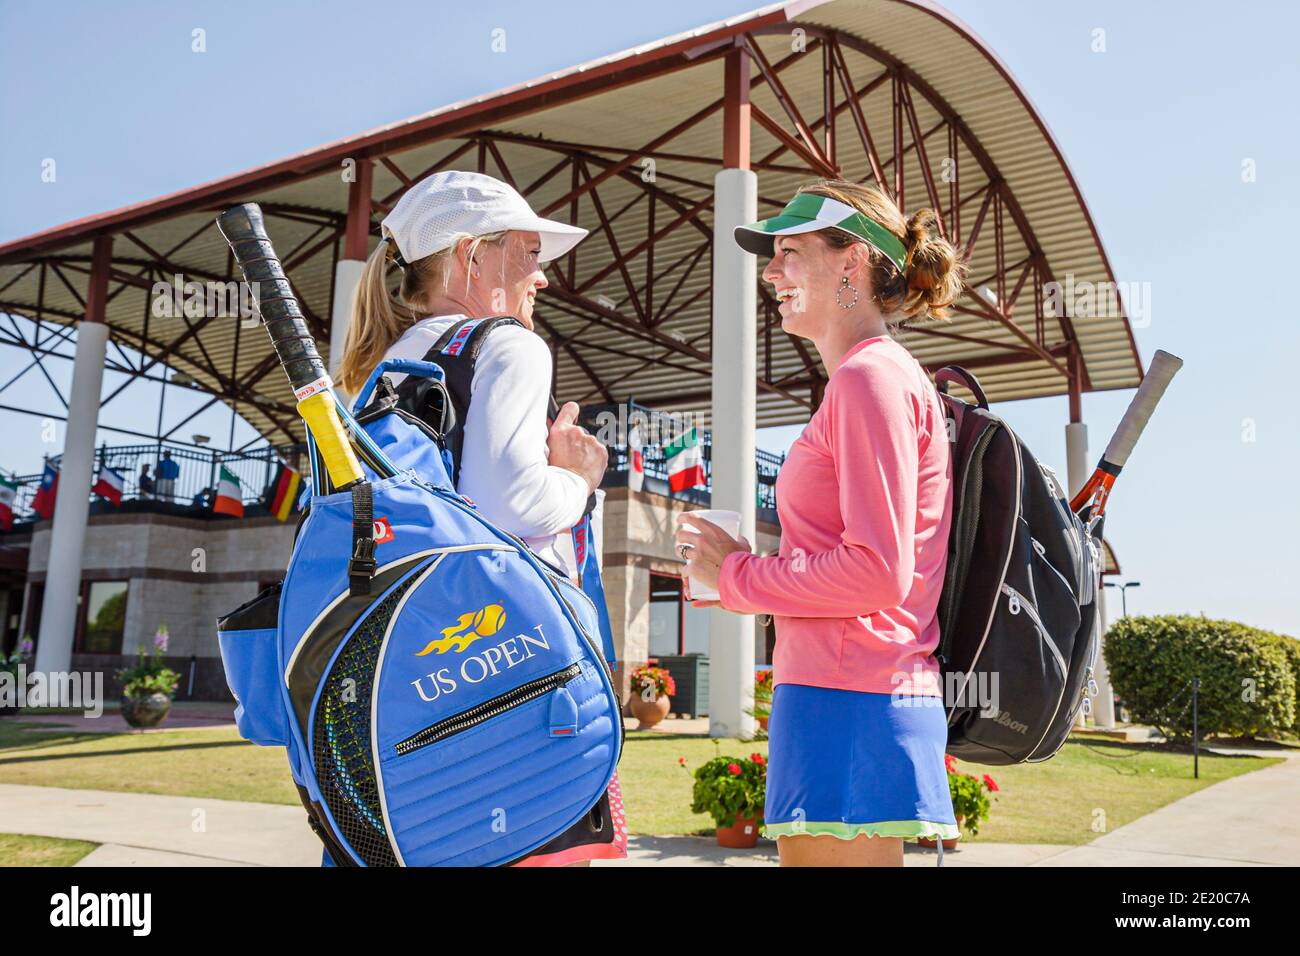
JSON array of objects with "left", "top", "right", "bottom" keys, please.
[
  {"left": 1030, "top": 744, "right": 1300, "bottom": 867},
  {"left": 2, "top": 739, "right": 1295, "bottom": 867},
  {"left": 2, "top": 744, "right": 1294, "bottom": 866},
  {"left": 14, "top": 702, "right": 240, "bottom": 735},
  {"left": 0, "top": 782, "right": 1057, "bottom": 866}
]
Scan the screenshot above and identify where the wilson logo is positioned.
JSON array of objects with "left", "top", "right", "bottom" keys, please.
[
  {"left": 989, "top": 709, "right": 1029, "bottom": 735},
  {"left": 373, "top": 517, "right": 394, "bottom": 544},
  {"left": 441, "top": 320, "right": 476, "bottom": 356},
  {"left": 416, "top": 603, "right": 506, "bottom": 656}
]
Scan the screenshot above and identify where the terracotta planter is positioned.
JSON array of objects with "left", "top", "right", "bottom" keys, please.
[
  {"left": 716, "top": 813, "right": 761, "bottom": 848},
  {"left": 917, "top": 816, "right": 962, "bottom": 850},
  {"left": 629, "top": 692, "right": 670, "bottom": 730},
  {"left": 757, "top": 715, "right": 769, "bottom": 731},
  {"left": 121, "top": 692, "right": 172, "bottom": 729}
]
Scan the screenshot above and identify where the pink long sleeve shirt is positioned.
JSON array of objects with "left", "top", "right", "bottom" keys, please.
[{"left": 718, "top": 334, "right": 952, "bottom": 697}]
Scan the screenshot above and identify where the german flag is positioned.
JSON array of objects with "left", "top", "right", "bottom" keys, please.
[{"left": 266, "top": 462, "right": 301, "bottom": 522}]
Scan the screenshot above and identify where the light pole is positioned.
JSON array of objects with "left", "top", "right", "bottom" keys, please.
[{"left": 1103, "top": 580, "right": 1141, "bottom": 617}]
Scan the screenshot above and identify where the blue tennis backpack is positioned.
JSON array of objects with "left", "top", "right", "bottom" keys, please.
[{"left": 216, "top": 317, "right": 622, "bottom": 867}]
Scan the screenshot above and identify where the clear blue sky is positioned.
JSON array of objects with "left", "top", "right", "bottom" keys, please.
[{"left": 1, "top": 0, "right": 1295, "bottom": 634}]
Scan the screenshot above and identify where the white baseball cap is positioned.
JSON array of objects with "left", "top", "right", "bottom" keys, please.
[{"left": 380, "top": 170, "right": 588, "bottom": 265}]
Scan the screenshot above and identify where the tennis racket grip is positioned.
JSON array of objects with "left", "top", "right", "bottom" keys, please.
[
  {"left": 215, "top": 203, "right": 363, "bottom": 489},
  {"left": 1100, "top": 349, "right": 1183, "bottom": 468}
]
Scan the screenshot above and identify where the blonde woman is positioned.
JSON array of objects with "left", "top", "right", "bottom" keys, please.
[
  {"left": 674, "top": 179, "right": 965, "bottom": 867},
  {"left": 337, "top": 171, "right": 627, "bottom": 867}
]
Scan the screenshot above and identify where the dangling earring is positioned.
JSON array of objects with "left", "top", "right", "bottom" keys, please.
[{"left": 835, "top": 275, "right": 860, "bottom": 310}]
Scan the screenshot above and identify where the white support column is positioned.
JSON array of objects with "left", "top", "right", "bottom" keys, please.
[
  {"left": 708, "top": 166, "right": 758, "bottom": 739},
  {"left": 1064, "top": 421, "right": 1090, "bottom": 728},
  {"left": 1091, "top": 586, "right": 1116, "bottom": 727},
  {"left": 1065, "top": 422, "right": 1089, "bottom": 501},
  {"left": 1065, "top": 419, "right": 1118, "bottom": 728},
  {"left": 331, "top": 157, "right": 373, "bottom": 405},
  {"left": 34, "top": 320, "right": 109, "bottom": 693},
  {"left": 329, "top": 258, "right": 365, "bottom": 397}
]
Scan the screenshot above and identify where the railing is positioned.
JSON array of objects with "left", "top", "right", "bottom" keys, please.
[
  {"left": 4, "top": 401, "right": 787, "bottom": 525},
  {"left": 579, "top": 400, "right": 784, "bottom": 520},
  {"left": 5, "top": 441, "right": 309, "bottom": 523}
]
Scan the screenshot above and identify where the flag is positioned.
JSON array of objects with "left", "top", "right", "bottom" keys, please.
[
  {"left": 92, "top": 464, "right": 125, "bottom": 505},
  {"left": 213, "top": 465, "right": 244, "bottom": 517},
  {"left": 663, "top": 426, "right": 705, "bottom": 492},
  {"left": 627, "top": 424, "right": 645, "bottom": 493},
  {"left": 265, "top": 462, "right": 301, "bottom": 522},
  {"left": 0, "top": 475, "right": 16, "bottom": 530},
  {"left": 32, "top": 462, "right": 58, "bottom": 519}
]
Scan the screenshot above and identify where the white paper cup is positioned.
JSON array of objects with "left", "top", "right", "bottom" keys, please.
[{"left": 676, "top": 508, "right": 741, "bottom": 601}]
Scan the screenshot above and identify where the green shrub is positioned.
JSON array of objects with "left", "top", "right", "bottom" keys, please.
[
  {"left": 1105, "top": 615, "right": 1296, "bottom": 739},
  {"left": 1259, "top": 630, "right": 1300, "bottom": 734}
]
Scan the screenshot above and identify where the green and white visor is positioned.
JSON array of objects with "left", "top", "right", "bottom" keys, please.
[{"left": 733, "top": 193, "right": 908, "bottom": 274}]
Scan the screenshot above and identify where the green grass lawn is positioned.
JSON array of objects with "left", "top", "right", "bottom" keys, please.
[
  {"left": 620, "top": 732, "right": 769, "bottom": 836},
  {"left": 0, "top": 720, "right": 300, "bottom": 805},
  {"left": 949, "top": 740, "right": 1284, "bottom": 845},
  {"left": 0, "top": 718, "right": 1283, "bottom": 845},
  {"left": 0, "top": 833, "right": 98, "bottom": 866}
]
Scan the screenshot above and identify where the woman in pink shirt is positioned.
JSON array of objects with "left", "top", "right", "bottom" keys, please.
[{"left": 674, "top": 179, "right": 966, "bottom": 867}]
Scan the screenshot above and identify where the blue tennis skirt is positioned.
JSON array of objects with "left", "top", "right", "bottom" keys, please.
[{"left": 763, "top": 683, "right": 959, "bottom": 841}]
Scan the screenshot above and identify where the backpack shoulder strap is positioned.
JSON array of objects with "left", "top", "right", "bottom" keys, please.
[{"left": 419, "top": 316, "right": 564, "bottom": 488}]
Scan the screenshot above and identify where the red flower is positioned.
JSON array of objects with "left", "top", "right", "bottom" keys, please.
[
  {"left": 944, "top": 753, "right": 957, "bottom": 773},
  {"left": 750, "top": 752, "right": 766, "bottom": 765},
  {"left": 982, "top": 774, "right": 1000, "bottom": 793},
  {"left": 678, "top": 756, "right": 686, "bottom": 766},
  {"left": 727, "top": 762, "right": 742, "bottom": 776}
]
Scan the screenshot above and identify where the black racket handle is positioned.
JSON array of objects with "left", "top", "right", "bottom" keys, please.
[{"left": 215, "top": 203, "right": 328, "bottom": 397}]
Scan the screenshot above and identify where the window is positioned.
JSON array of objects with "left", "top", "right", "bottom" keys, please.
[
  {"left": 683, "top": 596, "right": 710, "bottom": 656},
  {"left": 648, "top": 574, "right": 682, "bottom": 656},
  {"left": 77, "top": 580, "right": 128, "bottom": 655},
  {"left": 649, "top": 572, "right": 712, "bottom": 658},
  {"left": 23, "top": 583, "right": 43, "bottom": 657}
]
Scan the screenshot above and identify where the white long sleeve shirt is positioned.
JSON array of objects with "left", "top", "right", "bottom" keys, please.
[{"left": 380, "top": 314, "right": 592, "bottom": 578}]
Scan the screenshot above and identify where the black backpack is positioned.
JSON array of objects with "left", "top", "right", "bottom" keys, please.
[
  {"left": 361, "top": 316, "right": 598, "bottom": 517},
  {"left": 934, "top": 367, "right": 1102, "bottom": 765}
]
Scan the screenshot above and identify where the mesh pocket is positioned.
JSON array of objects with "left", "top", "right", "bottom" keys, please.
[{"left": 312, "top": 578, "right": 419, "bottom": 867}]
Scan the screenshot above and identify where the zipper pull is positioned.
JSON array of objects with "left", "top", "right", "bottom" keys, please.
[
  {"left": 1007, "top": 591, "right": 1020, "bottom": 615},
  {"left": 1088, "top": 678, "right": 1099, "bottom": 696},
  {"left": 548, "top": 685, "right": 579, "bottom": 738}
]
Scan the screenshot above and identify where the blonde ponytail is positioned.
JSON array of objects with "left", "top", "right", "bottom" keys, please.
[
  {"left": 337, "top": 240, "right": 415, "bottom": 395},
  {"left": 336, "top": 231, "right": 511, "bottom": 395}
]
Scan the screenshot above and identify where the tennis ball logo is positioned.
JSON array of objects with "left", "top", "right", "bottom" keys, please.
[{"left": 416, "top": 603, "right": 507, "bottom": 656}]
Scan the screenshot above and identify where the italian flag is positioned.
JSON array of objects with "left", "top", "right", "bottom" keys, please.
[
  {"left": 213, "top": 465, "right": 244, "bottom": 517},
  {"left": 0, "top": 475, "right": 16, "bottom": 530},
  {"left": 627, "top": 424, "right": 645, "bottom": 493},
  {"left": 664, "top": 426, "right": 705, "bottom": 492}
]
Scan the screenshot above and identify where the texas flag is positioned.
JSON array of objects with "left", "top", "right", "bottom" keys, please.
[
  {"left": 32, "top": 462, "right": 58, "bottom": 519},
  {"left": 0, "top": 475, "right": 17, "bottom": 530},
  {"left": 92, "top": 464, "right": 126, "bottom": 505}
]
